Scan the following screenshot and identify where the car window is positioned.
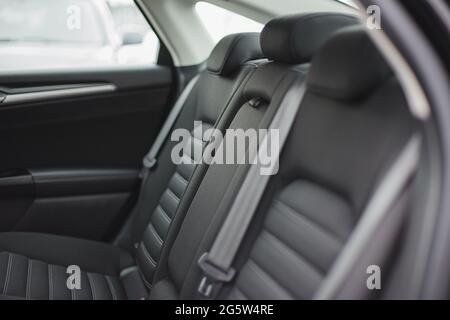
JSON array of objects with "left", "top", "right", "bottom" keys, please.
[
  {"left": 0, "top": 0, "right": 105, "bottom": 45},
  {"left": 0, "top": 0, "right": 160, "bottom": 71},
  {"left": 195, "top": 1, "right": 264, "bottom": 43}
]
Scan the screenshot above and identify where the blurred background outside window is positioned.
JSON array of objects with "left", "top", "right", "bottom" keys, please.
[
  {"left": 195, "top": 1, "right": 263, "bottom": 44},
  {"left": 0, "top": 0, "right": 159, "bottom": 71}
]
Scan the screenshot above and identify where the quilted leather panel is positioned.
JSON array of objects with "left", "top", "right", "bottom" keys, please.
[
  {"left": 228, "top": 180, "right": 354, "bottom": 299},
  {"left": 0, "top": 252, "right": 126, "bottom": 300},
  {"left": 136, "top": 122, "right": 212, "bottom": 288}
]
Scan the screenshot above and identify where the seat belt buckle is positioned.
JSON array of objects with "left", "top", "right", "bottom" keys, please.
[{"left": 197, "top": 253, "right": 235, "bottom": 298}]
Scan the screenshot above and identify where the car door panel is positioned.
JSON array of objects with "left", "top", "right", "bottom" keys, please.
[
  {"left": 0, "top": 65, "right": 172, "bottom": 167},
  {"left": 0, "top": 65, "right": 174, "bottom": 240},
  {"left": 0, "top": 168, "right": 139, "bottom": 240}
]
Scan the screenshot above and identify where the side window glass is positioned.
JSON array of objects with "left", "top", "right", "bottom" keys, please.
[
  {"left": 195, "top": 1, "right": 263, "bottom": 43},
  {"left": 0, "top": 0, "right": 160, "bottom": 71}
]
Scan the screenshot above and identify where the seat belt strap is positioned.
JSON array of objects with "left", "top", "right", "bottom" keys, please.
[
  {"left": 197, "top": 78, "right": 307, "bottom": 298},
  {"left": 132, "top": 75, "right": 199, "bottom": 248},
  {"left": 314, "top": 134, "right": 421, "bottom": 299},
  {"left": 141, "top": 75, "right": 200, "bottom": 174}
]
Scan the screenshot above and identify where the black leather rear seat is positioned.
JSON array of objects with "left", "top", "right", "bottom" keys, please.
[
  {"left": 125, "top": 32, "right": 264, "bottom": 293},
  {"left": 221, "top": 26, "right": 418, "bottom": 299},
  {"left": 149, "top": 14, "right": 362, "bottom": 299},
  {"left": 157, "top": 26, "right": 418, "bottom": 300},
  {"left": 0, "top": 13, "right": 383, "bottom": 300}
]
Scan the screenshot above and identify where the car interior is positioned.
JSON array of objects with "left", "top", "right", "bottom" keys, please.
[{"left": 0, "top": 0, "right": 449, "bottom": 301}]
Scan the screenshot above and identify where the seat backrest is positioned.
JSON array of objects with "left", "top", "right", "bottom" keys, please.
[
  {"left": 220, "top": 26, "right": 418, "bottom": 299},
  {"left": 117, "top": 33, "right": 264, "bottom": 291},
  {"left": 148, "top": 12, "right": 360, "bottom": 300}
]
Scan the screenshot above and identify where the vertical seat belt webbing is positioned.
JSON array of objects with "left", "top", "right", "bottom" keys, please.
[
  {"left": 197, "top": 79, "right": 307, "bottom": 298},
  {"left": 141, "top": 75, "right": 200, "bottom": 174},
  {"left": 132, "top": 75, "right": 200, "bottom": 249}
]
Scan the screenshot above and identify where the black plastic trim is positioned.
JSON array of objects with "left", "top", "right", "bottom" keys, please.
[{"left": 30, "top": 168, "right": 140, "bottom": 197}]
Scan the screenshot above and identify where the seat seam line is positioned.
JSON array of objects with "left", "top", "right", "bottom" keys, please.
[
  {"left": 247, "top": 258, "right": 296, "bottom": 299},
  {"left": 273, "top": 200, "right": 345, "bottom": 244},
  {"left": 3, "top": 253, "right": 12, "bottom": 295},
  {"left": 174, "top": 170, "right": 189, "bottom": 185},
  {"left": 261, "top": 229, "right": 325, "bottom": 277},
  {"left": 48, "top": 264, "right": 53, "bottom": 300},
  {"left": 87, "top": 273, "right": 96, "bottom": 300},
  {"left": 156, "top": 205, "right": 172, "bottom": 224},
  {"left": 148, "top": 223, "right": 164, "bottom": 245},
  {"left": 26, "top": 258, "right": 32, "bottom": 300},
  {"left": 166, "top": 187, "right": 181, "bottom": 202},
  {"left": 105, "top": 276, "right": 117, "bottom": 300},
  {"left": 139, "top": 242, "right": 157, "bottom": 267}
]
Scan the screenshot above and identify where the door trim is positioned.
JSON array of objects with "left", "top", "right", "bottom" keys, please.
[{"left": 0, "top": 84, "right": 117, "bottom": 106}]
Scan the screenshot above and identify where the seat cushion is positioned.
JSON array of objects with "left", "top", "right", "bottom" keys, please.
[{"left": 0, "top": 232, "right": 146, "bottom": 300}]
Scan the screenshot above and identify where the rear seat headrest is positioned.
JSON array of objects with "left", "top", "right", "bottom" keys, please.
[
  {"left": 307, "top": 26, "right": 392, "bottom": 101},
  {"left": 260, "top": 13, "right": 359, "bottom": 64},
  {"left": 207, "top": 32, "right": 263, "bottom": 76}
]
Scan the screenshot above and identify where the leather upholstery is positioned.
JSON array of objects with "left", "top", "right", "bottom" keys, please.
[
  {"left": 207, "top": 33, "right": 263, "bottom": 76},
  {"left": 136, "top": 122, "right": 211, "bottom": 288},
  {"left": 307, "top": 26, "right": 392, "bottom": 101},
  {"left": 228, "top": 181, "right": 352, "bottom": 299},
  {"left": 0, "top": 232, "right": 146, "bottom": 300},
  {"left": 146, "top": 26, "right": 416, "bottom": 300},
  {"left": 0, "top": 252, "right": 125, "bottom": 300},
  {"left": 220, "top": 28, "right": 416, "bottom": 300},
  {"left": 260, "top": 13, "right": 358, "bottom": 64},
  {"left": 160, "top": 59, "right": 311, "bottom": 301},
  {"left": 151, "top": 15, "right": 388, "bottom": 301}
]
